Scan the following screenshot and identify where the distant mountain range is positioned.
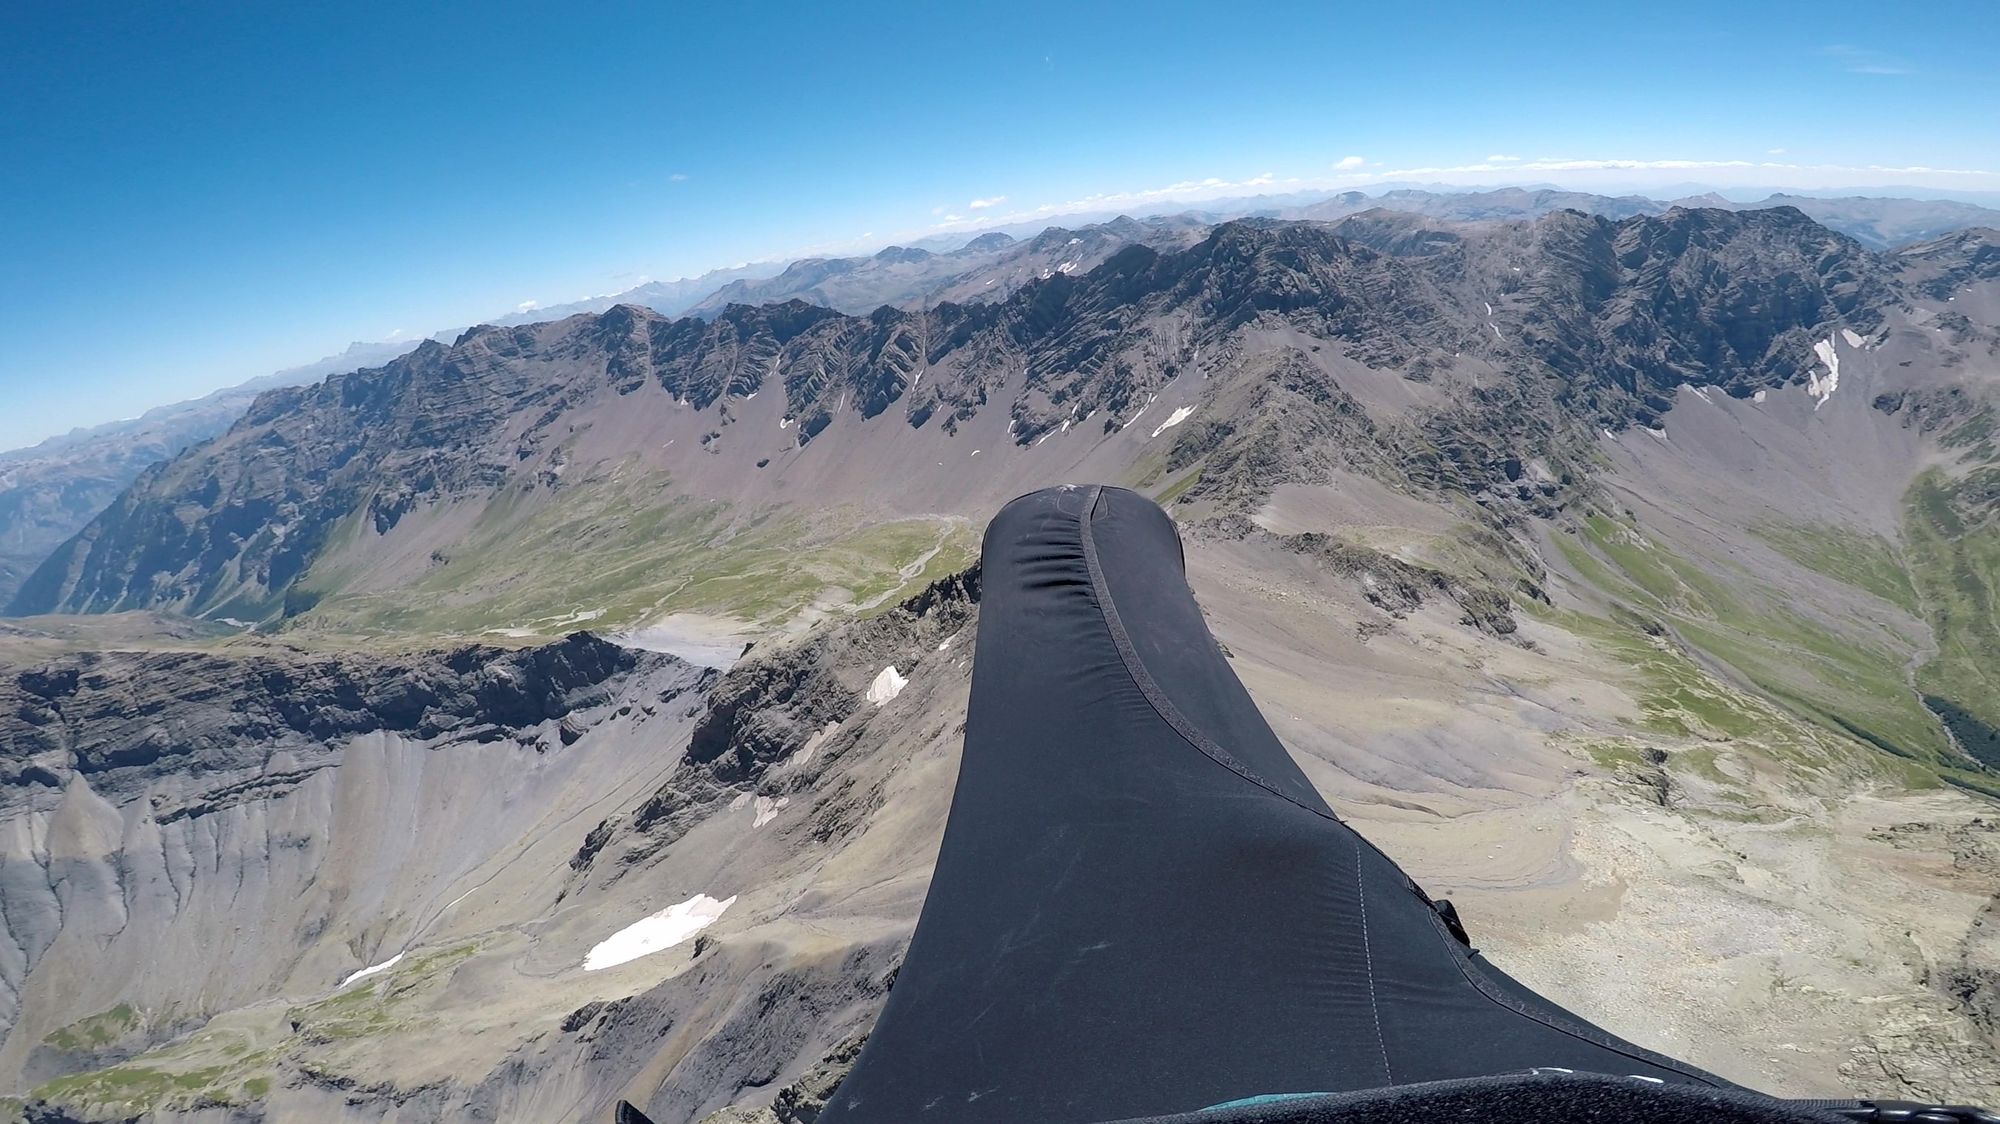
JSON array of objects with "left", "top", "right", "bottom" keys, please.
[
  {"left": 1272, "top": 187, "right": 2000, "bottom": 249},
  {"left": 6, "top": 205, "right": 1955, "bottom": 623},
  {"left": 0, "top": 338, "right": 419, "bottom": 605},
  {"left": 478, "top": 261, "right": 787, "bottom": 328},
  {"left": 8, "top": 187, "right": 2000, "bottom": 611},
  {"left": 682, "top": 214, "right": 1211, "bottom": 316}
]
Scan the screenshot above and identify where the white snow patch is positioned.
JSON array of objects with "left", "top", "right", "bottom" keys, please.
[
  {"left": 1603, "top": 429, "right": 1618, "bottom": 441},
  {"left": 752, "top": 795, "right": 790, "bottom": 828},
  {"left": 340, "top": 952, "right": 405, "bottom": 988},
  {"left": 1056, "top": 261, "right": 1077, "bottom": 273},
  {"left": 583, "top": 894, "right": 735, "bottom": 971},
  {"left": 790, "top": 721, "right": 839, "bottom": 769},
  {"left": 1150, "top": 405, "right": 1195, "bottom": 438},
  {"left": 1841, "top": 328, "right": 1866, "bottom": 349},
  {"left": 779, "top": 417, "right": 794, "bottom": 429},
  {"left": 1490, "top": 323, "right": 1504, "bottom": 341},
  {"left": 866, "top": 665, "right": 908, "bottom": 707},
  {"left": 1689, "top": 386, "right": 1713, "bottom": 405},
  {"left": 728, "top": 791, "right": 752, "bottom": 811},
  {"left": 937, "top": 635, "right": 954, "bottom": 651},
  {"left": 1753, "top": 389, "right": 1768, "bottom": 403},
  {"left": 1067, "top": 237, "right": 1081, "bottom": 245},
  {"left": 970, "top": 449, "right": 981, "bottom": 457},
  {"left": 1484, "top": 302, "right": 1494, "bottom": 316},
  {"left": 1808, "top": 337, "right": 1840, "bottom": 408}
]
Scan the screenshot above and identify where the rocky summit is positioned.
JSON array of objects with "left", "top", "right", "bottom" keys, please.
[{"left": 3, "top": 206, "right": 2000, "bottom": 1122}]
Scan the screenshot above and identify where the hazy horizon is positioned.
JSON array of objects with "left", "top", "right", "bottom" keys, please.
[{"left": 6, "top": 0, "right": 1997, "bottom": 450}]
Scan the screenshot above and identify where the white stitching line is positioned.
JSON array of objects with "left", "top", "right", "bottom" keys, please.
[
  {"left": 1076, "top": 485, "right": 1337, "bottom": 822},
  {"left": 1355, "top": 841, "right": 1392, "bottom": 1086},
  {"left": 1414, "top": 898, "right": 1724, "bottom": 1086}
]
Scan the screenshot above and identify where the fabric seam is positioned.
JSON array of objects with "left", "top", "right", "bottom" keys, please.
[
  {"left": 1076, "top": 485, "right": 1337, "bottom": 823},
  {"left": 1416, "top": 903, "right": 1725, "bottom": 1086},
  {"left": 1355, "top": 840, "right": 1393, "bottom": 1085},
  {"left": 1073, "top": 484, "right": 1717, "bottom": 1089}
]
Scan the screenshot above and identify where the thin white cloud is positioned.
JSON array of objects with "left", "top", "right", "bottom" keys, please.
[
  {"left": 669, "top": 172, "right": 690, "bottom": 182},
  {"left": 516, "top": 300, "right": 540, "bottom": 313},
  {"left": 1768, "top": 147, "right": 1787, "bottom": 155},
  {"left": 1334, "top": 155, "right": 1367, "bottom": 170},
  {"left": 1822, "top": 44, "right": 1911, "bottom": 75},
  {"left": 969, "top": 195, "right": 1007, "bottom": 209},
  {"left": 1486, "top": 154, "right": 1521, "bottom": 162}
]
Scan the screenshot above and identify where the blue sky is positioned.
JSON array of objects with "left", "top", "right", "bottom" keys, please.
[{"left": 3, "top": 0, "right": 1996, "bottom": 450}]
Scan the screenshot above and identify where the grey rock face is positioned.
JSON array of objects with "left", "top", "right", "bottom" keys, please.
[
  {"left": 0, "top": 340, "right": 425, "bottom": 610},
  {"left": 0, "top": 633, "right": 703, "bottom": 1095},
  {"left": 0, "top": 632, "right": 666, "bottom": 815}
]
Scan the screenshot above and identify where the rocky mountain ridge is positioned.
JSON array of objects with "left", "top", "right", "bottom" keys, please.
[
  {"left": 11, "top": 207, "right": 1922, "bottom": 625},
  {"left": 0, "top": 339, "right": 424, "bottom": 608},
  {"left": 7, "top": 190, "right": 1991, "bottom": 614},
  {"left": 1285, "top": 186, "right": 2000, "bottom": 250}
]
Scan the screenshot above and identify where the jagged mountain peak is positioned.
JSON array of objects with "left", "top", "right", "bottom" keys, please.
[
  {"left": 6, "top": 206, "right": 1952, "bottom": 623},
  {"left": 872, "top": 245, "right": 933, "bottom": 264}
]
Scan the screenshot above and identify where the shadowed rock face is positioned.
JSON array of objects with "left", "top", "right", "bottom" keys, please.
[
  {"left": 0, "top": 340, "right": 428, "bottom": 612},
  {"left": 0, "top": 633, "right": 667, "bottom": 814},
  {"left": 0, "top": 397, "right": 256, "bottom": 608},
  {"left": 0, "top": 631, "right": 712, "bottom": 1108}
]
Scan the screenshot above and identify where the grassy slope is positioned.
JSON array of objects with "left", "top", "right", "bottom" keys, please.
[
  {"left": 288, "top": 466, "right": 977, "bottom": 638},
  {"left": 1551, "top": 507, "right": 1999, "bottom": 794},
  {"left": 1904, "top": 467, "right": 2000, "bottom": 770},
  {"left": 25, "top": 946, "right": 480, "bottom": 1120},
  {"left": 1752, "top": 522, "right": 1921, "bottom": 616}
]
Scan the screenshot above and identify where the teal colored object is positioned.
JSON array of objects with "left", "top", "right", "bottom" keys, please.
[{"left": 1201, "top": 1092, "right": 1332, "bottom": 1111}]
